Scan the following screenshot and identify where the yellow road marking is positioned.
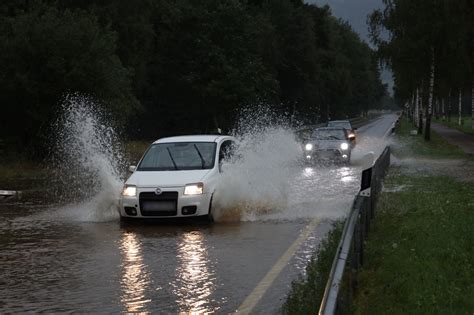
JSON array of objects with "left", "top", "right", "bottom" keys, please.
[{"left": 236, "top": 218, "right": 321, "bottom": 314}]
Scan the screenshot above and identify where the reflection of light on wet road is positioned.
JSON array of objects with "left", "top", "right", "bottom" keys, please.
[
  {"left": 120, "top": 232, "right": 151, "bottom": 313},
  {"left": 173, "top": 231, "right": 219, "bottom": 313},
  {"left": 303, "top": 167, "right": 314, "bottom": 177},
  {"left": 337, "top": 167, "right": 357, "bottom": 183}
]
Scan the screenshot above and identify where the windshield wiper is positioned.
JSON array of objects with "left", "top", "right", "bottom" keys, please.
[
  {"left": 166, "top": 147, "right": 178, "bottom": 170},
  {"left": 193, "top": 144, "right": 205, "bottom": 169}
]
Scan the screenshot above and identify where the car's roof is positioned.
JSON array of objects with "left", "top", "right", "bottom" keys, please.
[
  {"left": 328, "top": 120, "right": 351, "bottom": 124},
  {"left": 153, "top": 135, "right": 233, "bottom": 144},
  {"left": 315, "top": 127, "right": 346, "bottom": 131}
]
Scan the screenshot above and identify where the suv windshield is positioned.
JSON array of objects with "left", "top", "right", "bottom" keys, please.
[
  {"left": 137, "top": 142, "right": 217, "bottom": 171},
  {"left": 328, "top": 121, "right": 352, "bottom": 130},
  {"left": 312, "top": 129, "right": 346, "bottom": 140}
]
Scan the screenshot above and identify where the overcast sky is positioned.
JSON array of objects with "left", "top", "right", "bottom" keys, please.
[{"left": 307, "top": 0, "right": 384, "bottom": 43}]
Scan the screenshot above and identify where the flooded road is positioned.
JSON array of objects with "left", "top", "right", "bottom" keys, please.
[{"left": 0, "top": 114, "right": 398, "bottom": 313}]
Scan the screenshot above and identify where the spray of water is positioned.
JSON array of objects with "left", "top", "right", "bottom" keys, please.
[
  {"left": 51, "top": 95, "right": 124, "bottom": 221},
  {"left": 212, "top": 109, "right": 397, "bottom": 222},
  {"left": 45, "top": 98, "right": 393, "bottom": 224},
  {"left": 212, "top": 106, "right": 351, "bottom": 222}
]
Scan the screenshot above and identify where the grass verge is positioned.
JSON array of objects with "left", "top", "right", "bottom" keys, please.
[
  {"left": 435, "top": 116, "right": 474, "bottom": 136},
  {"left": 393, "top": 117, "right": 466, "bottom": 159},
  {"left": 282, "top": 221, "right": 343, "bottom": 315},
  {"left": 352, "top": 172, "right": 474, "bottom": 314},
  {"left": 352, "top": 118, "right": 474, "bottom": 313}
]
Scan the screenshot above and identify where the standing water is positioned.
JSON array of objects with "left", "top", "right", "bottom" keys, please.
[{"left": 0, "top": 93, "right": 398, "bottom": 313}]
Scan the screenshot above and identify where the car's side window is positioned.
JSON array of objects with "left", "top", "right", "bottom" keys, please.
[{"left": 219, "top": 140, "right": 234, "bottom": 163}]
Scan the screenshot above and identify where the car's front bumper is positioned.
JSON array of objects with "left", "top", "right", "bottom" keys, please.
[
  {"left": 118, "top": 187, "right": 212, "bottom": 219},
  {"left": 305, "top": 149, "right": 350, "bottom": 162}
]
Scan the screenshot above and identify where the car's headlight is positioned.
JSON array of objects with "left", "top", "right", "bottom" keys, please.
[
  {"left": 122, "top": 185, "right": 137, "bottom": 197},
  {"left": 305, "top": 143, "right": 313, "bottom": 151},
  {"left": 348, "top": 133, "right": 355, "bottom": 139},
  {"left": 184, "top": 183, "right": 204, "bottom": 195},
  {"left": 340, "top": 143, "right": 349, "bottom": 150}
]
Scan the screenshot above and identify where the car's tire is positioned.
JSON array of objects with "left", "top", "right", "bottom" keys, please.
[
  {"left": 119, "top": 215, "right": 132, "bottom": 224},
  {"left": 207, "top": 195, "right": 215, "bottom": 223}
]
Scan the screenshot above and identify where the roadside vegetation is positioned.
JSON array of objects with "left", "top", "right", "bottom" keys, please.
[
  {"left": 394, "top": 117, "right": 466, "bottom": 159},
  {"left": 369, "top": 0, "right": 474, "bottom": 141},
  {"left": 352, "top": 172, "right": 474, "bottom": 314},
  {"left": 282, "top": 221, "right": 343, "bottom": 315},
  {"left": 0, "top": 0, "right": 390, "bottom": 160},
  {"left": 352, "top": 118, "right": 474, "bottom": 313},
  {"left": 435, "top": 116, "right": 474, "bottom": 136}
]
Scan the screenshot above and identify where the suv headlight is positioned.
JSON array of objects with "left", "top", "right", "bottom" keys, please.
[
  {"left": 184, "top": 183, "right": 204, "bottom": 195},
  {"left": 340, "top": 143, "right": 349, "bottom": 150},
  {"left": 122, "top": 185, "right": 137, "bottom": 197},
  {"left": 305, "top": 143, "right": 313, "bottom": 151}
]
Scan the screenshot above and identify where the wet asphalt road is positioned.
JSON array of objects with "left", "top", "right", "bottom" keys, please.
[{"left": 0, "top": 114, "right": 398, "bottom": 313}]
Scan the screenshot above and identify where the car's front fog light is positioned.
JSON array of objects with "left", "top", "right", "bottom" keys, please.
[
  {"left": 184, "top": 183, "right": 204, "bottom": 195},
  {"left": 340, "top": 143, "right": 349, "bottom": 150},
  {"left": 305, "top": 143, "right": 313, "bottom": 151},
  {"left": 122, "top": 185, "right": 137, "bottom": 197}
]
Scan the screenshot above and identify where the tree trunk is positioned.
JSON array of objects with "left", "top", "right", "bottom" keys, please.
[
  {"left": 448, "top": 89, "right": 452, "bottom": 122},
  {"left": 442, "top": 98, "right": 445, "bottom": 120},
  {"left": 424, "top": 52, "right": 434, "bottom": 141},
  {"left": 459, "top": 88, "right": 463, "bottom": 126},
  {"left": 418, "top": 87, "right": 424, "bottom": 135},
  {"left": 415, "top": 88, "right": 419, "bottom": 127},
  {"left": 410, "top": 91, "right": 415, "bottom": 122}
]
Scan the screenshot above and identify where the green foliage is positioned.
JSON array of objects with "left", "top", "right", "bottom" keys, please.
[
  {"left": 369, "top": 0, "right": 473, "bottom": 106},
  {"left": 0, "top": 1, "right": 137, "bottom": 155},
  {"left": 0, "top": 0, "right": 388, "bottom": 157},
  {"left": 393, "top": 117, "right": 466, "bottom": 158},
  {"left": 353, "top": 173, "right": 474, "bottom": 314},
  {"left": 435, "top": 116, "right": 474, "bottom": 136}
]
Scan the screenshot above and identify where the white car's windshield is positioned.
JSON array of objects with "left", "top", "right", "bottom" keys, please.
[
  {"left": 312, "top": 129, "right": 346, "bottom": 140},
  {"left": 328, "top": 121, "right": 352, "bottom": 130},
  {"left": 138, "top": 142, "right": 216, "bottom": 171}
]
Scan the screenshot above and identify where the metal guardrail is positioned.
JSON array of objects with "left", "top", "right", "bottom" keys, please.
[
  {"left": 0, "top": 190, "right": 22, "bottom": 202},
  {"left": 319, "top": 146, "right": 391, "bottom": 315}
]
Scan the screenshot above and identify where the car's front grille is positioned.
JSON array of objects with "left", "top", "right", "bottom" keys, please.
[{"left": 139, "top": 191, "right": 178, "bottom": 216}]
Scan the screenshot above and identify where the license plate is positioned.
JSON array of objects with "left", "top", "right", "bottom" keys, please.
[{"left": 142, "top": 201, "right": 176, "bottom": 211}]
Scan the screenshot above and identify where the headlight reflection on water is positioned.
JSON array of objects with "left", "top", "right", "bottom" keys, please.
[
  {"left": 338, "top": 167, "right": 356, "bottom": 183},
  {"left": 120, "top": 232, "right": 151, "bottom": 313},
  {"left": 303, "top": 167, "right": 314, "bottom": 177},
  {"left": 172, "top": 231, "right": 220, "bottom": 314}
]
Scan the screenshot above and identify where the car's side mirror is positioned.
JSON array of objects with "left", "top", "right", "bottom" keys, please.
[{"left": 129, "top": 165, "right": 136, "bottom": 172}]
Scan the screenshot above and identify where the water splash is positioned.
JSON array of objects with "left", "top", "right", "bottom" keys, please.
[
  {"left": 212, "top": 107, "right": 394, "bottom": 223},
  {"left": 51, "top": 95, "right": 124, "bottom": 221},
  {"left": 213, "top": 106, "right": 327, "bottom": 222}
]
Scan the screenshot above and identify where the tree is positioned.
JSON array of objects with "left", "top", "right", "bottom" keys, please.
[{"left": 0, "top": 2, "right": 137, "bottom": 155}]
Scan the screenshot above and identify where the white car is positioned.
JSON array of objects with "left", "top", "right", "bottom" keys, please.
[{"left": 119, "top": 135, "right": 236, "bottom": 221}]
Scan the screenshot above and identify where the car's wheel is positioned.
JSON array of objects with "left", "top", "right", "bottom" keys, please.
[
  {"left": 119, "top": 215, "right": 132, "bottom": 223},
  {"left": 207, "top": 195, "right": 215, "bottom": 223}
]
